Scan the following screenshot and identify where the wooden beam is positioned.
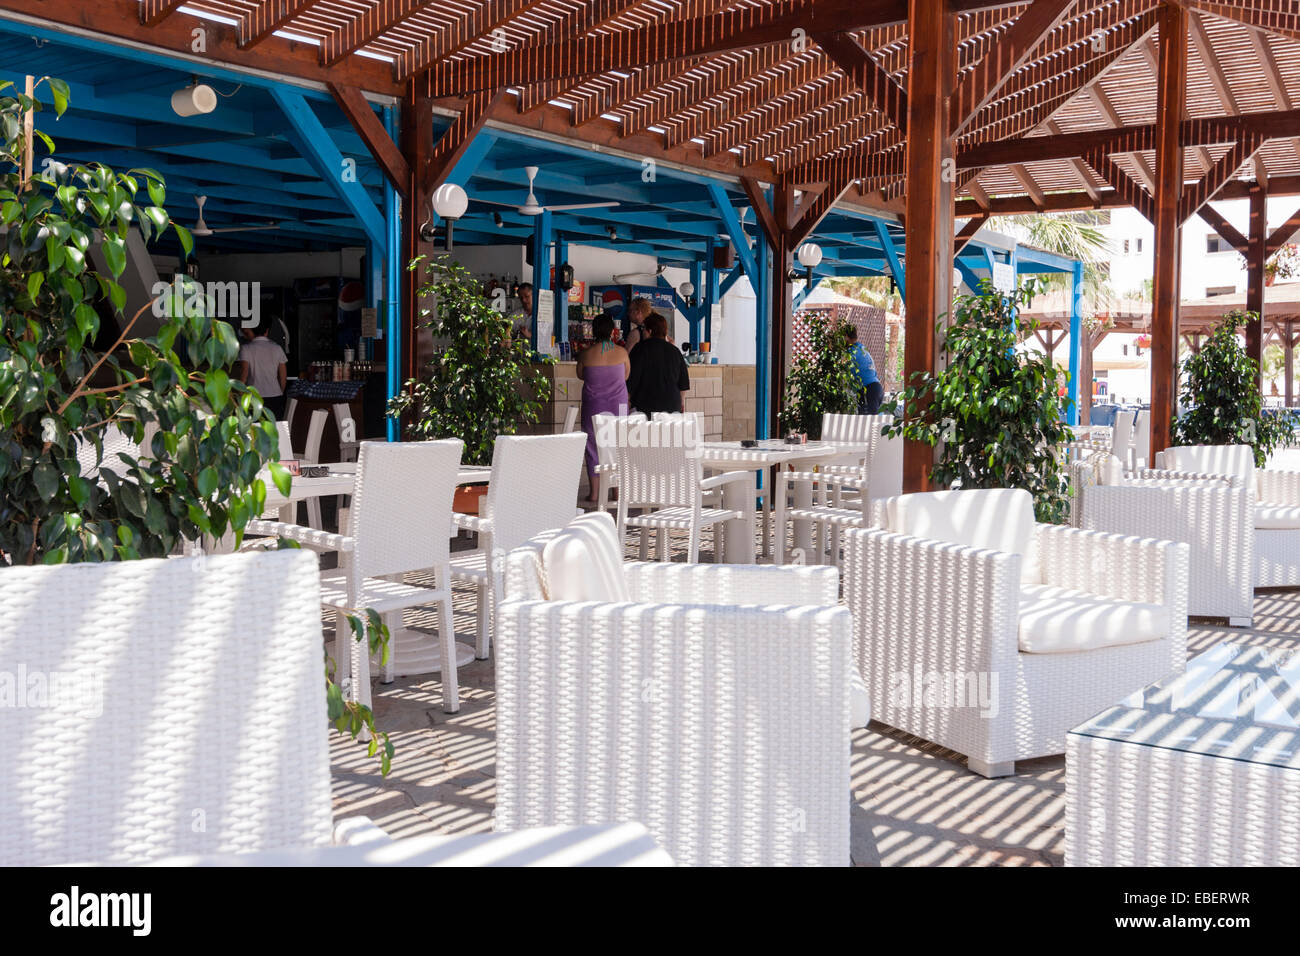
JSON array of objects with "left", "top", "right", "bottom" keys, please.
[
  {"left": 903, "top": 0, "right": 955, "bottom": 493},
  {"left": 949, "top": 0, "right": 1078, "bottom": 135},
  {"left": 0, "top": 0, "right": 402, "bottom": 95},
  {"left": 426, "top": 0, "right": 895, "bottom": 96},
  {"left": 1179, "top": 134, "right": 1264, "bottom": 223},
  {"left": 1197, "top": 204, "right": 1248, "bottom": 254},
  {"left": 1267, "top": 204, "right": 1300, "bottom": 256},
  {"left": 1048, "top": 119, "right": 1102, "bottom": 200},
  {"left": 1184, "top": 0, "right": 1300, "bottom": 45},
  {"left": 400, "top": 0, "right": 553, "bottom": 81},
  {"left": 320, "top": 0, "right": 428, "bottom": 67},
  {"left": 1090, "top": 83, "right": 1157, "bottom": 192},
  {"left": 813, "top": 30, "right": 908, "bottom": 131},
  {"left": 770, "top": 184, "right": 797, "bottom": 435},
  {"left": 1245, "top": 28, "right": 1300, "bottom": 168},
  {"left": 790, "top": 177, "right": 856, "bottom": 246},
  {"left": 1083, "top": 148, "right": 1153, "bottom": 222},
  {"left": 1009, "top": 163, "right": 1047, "bottom": 207},
  {"left": 402, "top": 82, "right": 435, "bottom": 387},
  {"left": 739, "top": 176, "right": 782, "bottom": 248},
  {"left": 1150, "top": 1, "right": 1187, "bottom": 460},
  {"left": 422, "top": 89, "right": 506, "bottom": 195},
  {"left": 328, "top": 82, "right": 410, "bottom": 197},
  {"left": 953, "top": 212, "right": 989, "bottom": 255},
  {"left": 139, "top": 0, "right": 187, "bottom": 25},
  {"left": 1245, "top": 183, "right": 1267, "bottom": 391},
  {"left": 1187, "top": 11, "right": 1270, "bottom": 193},
  {"left": 240, "top": 0, "right": 322, "bottom": 48}
]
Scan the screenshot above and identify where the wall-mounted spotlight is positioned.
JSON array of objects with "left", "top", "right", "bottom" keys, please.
[
  {"left": 678, "top": 280, "right": 696, "bottom": 308},
  {"left": 492, "top": 211, "right": 504, "bottom": 228},
  {"left": 788, "top": 242, "right": 823, "bottom": 284},
  {"left": 421, "top": 182, "right": 469, "bottom": 248},
  {"left": 172, "top": 80, "right": 217, "bottom": 117},
  {"left": 607, "top": 226, "right": 618, "bottom": 242}
]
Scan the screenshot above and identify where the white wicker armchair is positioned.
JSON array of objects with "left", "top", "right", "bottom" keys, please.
[
  {"left": 0, "top": 549, "right": 385, "bottom": 866},
  {"left": 494, "top": 513, "right": 854, "bottom": 866},
  {"left": 843, "top": 488, "right": 1189, "bottom": 778},
  {"left": 1071, "top": 456, "right": 1254, "bottom": 625},
  {"left": 1154, "top": 444, "right": 1300, "bottom": 588}
]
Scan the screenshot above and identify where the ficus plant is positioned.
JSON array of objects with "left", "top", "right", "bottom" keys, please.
[
  {"left": 1173, "top": 312, "right": 1294, "bottom": 467},
  {"left": 388, "top": 255, "right": 550, "bottom": 463},
  {"left": 885, "top": 279, "right": 1074, "bottom": 523},
  {"left": 779, "top": 311, "right": 862, "bottom": 439},
  {"left": 1, "top": 78, "right": 393, "bottom": 773}
]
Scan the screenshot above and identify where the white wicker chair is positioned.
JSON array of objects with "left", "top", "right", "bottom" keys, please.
[
  {"left": 1071, "top": 456, "right": 1254, "bottom": 625},
  {"left": 451, "top": 433, "right": 586, "bottom": 659},
  {"left": 0, "top": 549, "right": 385, "bottom": 866},
  {"left": 843, "top": 488, "right": 1189, "bottom": 778},
  {"left": 1133, "top": 409, "right": 1152, "bottom": 469},
  {"left": 1153, "top": 444, "right": 1300, "bottom": 588},
  {"left": 562, "top": 404, "right": 580, "bottom": 433},
  {"left": 495, "top": 515, "right": 854, "bottom": 866},
  {"left": 615, "top": 418, "right": 749, "bottom": 563},
  {"left": 250, "top": 439, "right": 465, "bottom": 713},
  {"left": 333, "top": 402, "right": 359, "bottom": 462}
]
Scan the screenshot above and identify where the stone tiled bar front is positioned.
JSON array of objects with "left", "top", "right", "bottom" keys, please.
[{"left": 521, "top": 361, "right": 758, "bottom": 441}]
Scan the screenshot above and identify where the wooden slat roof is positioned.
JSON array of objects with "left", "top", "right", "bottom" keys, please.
[{"left": 18, "top": 0, "right": 1300, "bottom": 217}]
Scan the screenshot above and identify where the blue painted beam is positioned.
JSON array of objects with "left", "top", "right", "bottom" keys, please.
[
  {"left": 530, "top": 208, "right": 553, "bottom": 349},
  {"left": 793, "top": 275, "right": 823, "bottom": 310},
  {"left": 872, "top": 220, "right": 905, "bottom": 297},
  {"left": 384, "top": 105, "right": 402, "bottom": 442},
  {"left": 270, "top": 87, "right": 386, "bottom": 248},
  {"left": 707, "top": 182, "right": 758, "bottom": 284}
]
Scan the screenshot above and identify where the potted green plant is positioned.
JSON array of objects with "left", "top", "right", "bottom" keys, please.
[
  {"left": 885, "top": 280, "right": 1074, "bottom": 523},
  {"left": 779, "top": 311, "right": 861, "bottom": 439},
  {"left": 0, "top": 79, "right": 393, "bottom": 772},
  {"left": 1172, "top": 312, "right": 1294, "bottom": 466},
  {"left": 388, "top": 256, "right": 551, "bottom": 511}
]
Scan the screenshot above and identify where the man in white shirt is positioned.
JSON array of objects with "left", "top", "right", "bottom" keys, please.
[{"left": 236, "top": 317, "right": 289, "bottom": 419}]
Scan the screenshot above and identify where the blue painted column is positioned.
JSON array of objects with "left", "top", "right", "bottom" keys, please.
[
  {"left": 755, "top": 223, "right": 771, "bottom": 440},
  {"left": 530, "top": 209, "right": 553, "bottom": 351},
  {"left": 383, "top": 105, "right": 402, "bottom": 441},
  {"left": 555, "top": 235, "right": 568, "bottom": 343},
  {"left": 690, "top": 258, "right": 704, "bottom": 349},
  {"left": 1068, "top": 259, "right": 1084, "bottom": 426},
  {"left": 705, "top": 242, "right": 721, "bottom": 347}
]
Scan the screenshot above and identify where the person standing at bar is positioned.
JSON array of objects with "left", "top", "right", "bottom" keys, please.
[
  {"left": 577, "top": 312, "right": 630, "bottom": 505},
  {"left": 236, "top": 315, "right": 289, "bottom": 419},
  {"left": 627, "top": 313, "right": 690, "bottom": 415},
  {"left": 846, "top": 325, "right": 883, "bottom": 415},
  {"left": 623, "top": 296, "right": 651, "bottom": 351}
]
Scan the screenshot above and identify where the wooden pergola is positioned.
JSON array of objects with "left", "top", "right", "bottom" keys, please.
[{"left": 7, "top": 0, "right": 1300, "bottom": 490}]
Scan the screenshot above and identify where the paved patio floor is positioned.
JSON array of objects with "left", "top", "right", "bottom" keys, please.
[{"left": 328, "top": 547, "right": 1300, "bottom": 866}]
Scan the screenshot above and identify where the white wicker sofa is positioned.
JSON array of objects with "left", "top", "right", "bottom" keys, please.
[
  {"left": 495, "top": 511, "right": 859, "bottom": 866},
  {"left": 1070, "top": 454, "right": 1254, "bottom": 625},
  {"left": 843, "top": 488, "right": 1189, "bottom": 778},
  {"left": 0, "top": 549, "right": 387, "bottom": 866},
  {"left": 1153, "top": 444, "right": 1300, "bottom": 588}
]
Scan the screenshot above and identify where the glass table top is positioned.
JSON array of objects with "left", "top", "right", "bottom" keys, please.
[{"left": 1070, "top": 643, "right": 1300, "bottom": 769}]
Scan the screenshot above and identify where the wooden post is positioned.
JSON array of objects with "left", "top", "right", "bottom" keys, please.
[
  {"left": 902, "top": 0, "right": 955, "bottom": 492},
  {"left": 770, "top": 185, "right": 795, "bottom": 434},
  {"left": 1150, "top": 1, "right": 1187, "bottom": 459},
  {"left": 1245, "top": 183, "right": 1267, "bottom": 393},
  {"left": 1285, "top": 320, "right": 1296, "bottom": 408},
  {"left": 400, "top": 80, "right": 435, "bottom": 386},
  {"left": 21, "top": 76, "right": 34, "bottom": 190}
]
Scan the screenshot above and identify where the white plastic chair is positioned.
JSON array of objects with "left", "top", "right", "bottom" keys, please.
[
  {"left": 591, "top": 411, "right": 646, "bottom": 515},
  {"left": 562, "top": 405, "right": 580, "bottom": 433},
  {"left": 0, "top": 549, "right": 386, "bottom": 865},
  {"left": 334, "top": 402, "right": 359, "bottom": 462},
  {"left": 615, "top": 418, "right": 748, "bottom": 563},
  {"left": 1110, "top": 410, "right": 1135, "bottom": 468},
  {"left": 250, "top": 440, "right": 466, "bottom": 712},
  {"left": 450, "top": 433, "right": 586, "bottom": 659},
  {"left": 1133, "top": 409, "right": 1151, "bottom": 470}
]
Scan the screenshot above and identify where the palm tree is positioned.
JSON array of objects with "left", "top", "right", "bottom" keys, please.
[{"left": 989, "top": 212, "right": 1114, "bottom": 312}]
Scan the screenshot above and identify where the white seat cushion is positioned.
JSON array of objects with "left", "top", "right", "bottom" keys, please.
[
  {"left": 1094, "top": 452, "right": 1126, "bottom": 486},
  {"left": 319, "top": 571, "right": 448, "bottom": 614},
  {"left": 624, "top": 506, "right": 740, "bottom": 529},
  {"left": 1018, "top": 585, "right": 1169, "bottom": 654},
  {"left": 881, "top": 488, "right": 1041, "bottom": 586},
  {"left": 1256, "top": 503, "right": 1300, "bottom": 530},
  {"left": 542, "top": 511, "right": 631, "bottom": 602}
]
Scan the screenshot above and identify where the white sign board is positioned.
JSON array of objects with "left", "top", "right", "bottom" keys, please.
[
  {"left": 536, "top": 290, "right": 556, "bottom": 355},
  {"left": 992, "top": 261, "right": 1015, "bottom": 293}
]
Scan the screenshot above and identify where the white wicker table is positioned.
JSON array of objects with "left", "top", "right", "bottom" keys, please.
[
  {"left": 1067, "top": 643, "right": 1300, "bottom": 866},
  {"left": 698, "top": 440, "right": 871, "bottom": 562},
  {"left": 74, "top": 823, "right": 673, "bottom": 867}
]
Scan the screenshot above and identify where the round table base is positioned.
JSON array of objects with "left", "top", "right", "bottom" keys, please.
[{"left": 376, "top": 627, "right": 476, "bottom": 679}]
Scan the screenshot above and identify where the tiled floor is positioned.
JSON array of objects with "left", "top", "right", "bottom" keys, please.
[{"left": 328, "top": 543, "right": 1300, "bottom": 866}]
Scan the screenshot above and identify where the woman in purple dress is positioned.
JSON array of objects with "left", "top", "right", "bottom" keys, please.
[{"left": 576, "top": 312, "right": 630, "bottom": 505}]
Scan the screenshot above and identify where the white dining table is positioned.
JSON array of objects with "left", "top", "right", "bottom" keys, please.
[{"left": 696, "top": 439, "right": 873, "bottom": 563}]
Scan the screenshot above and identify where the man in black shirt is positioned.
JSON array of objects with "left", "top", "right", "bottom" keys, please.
[{"left": 627, "top": 313, "right": 690, "bottom": 414}]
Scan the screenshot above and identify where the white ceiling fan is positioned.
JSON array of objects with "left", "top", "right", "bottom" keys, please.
[
  {"left": 475, "top": 166, "right": 620, "bottom": 216},
  {"left": 189, "top": 195, "right": 281, "bottom": 237}
]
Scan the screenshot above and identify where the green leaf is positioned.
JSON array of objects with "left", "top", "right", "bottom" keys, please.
[
  {"left": 203, "top": 369, "right": 230, "bottom": 411},
  {"left": 196, "top": 466, "right": 219, "bottom": 498},
  {"left": 269, "top": 461, "right": 292, "bottom": 498},
  {"left": 26, "top": 271, "right": 43, "bottom": 301},
  {"left": 32, "top": 462, "right": 58, "bottom": 502},
  {"left": 46, "top": 77, "right": 70, "bottom": 116}
]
